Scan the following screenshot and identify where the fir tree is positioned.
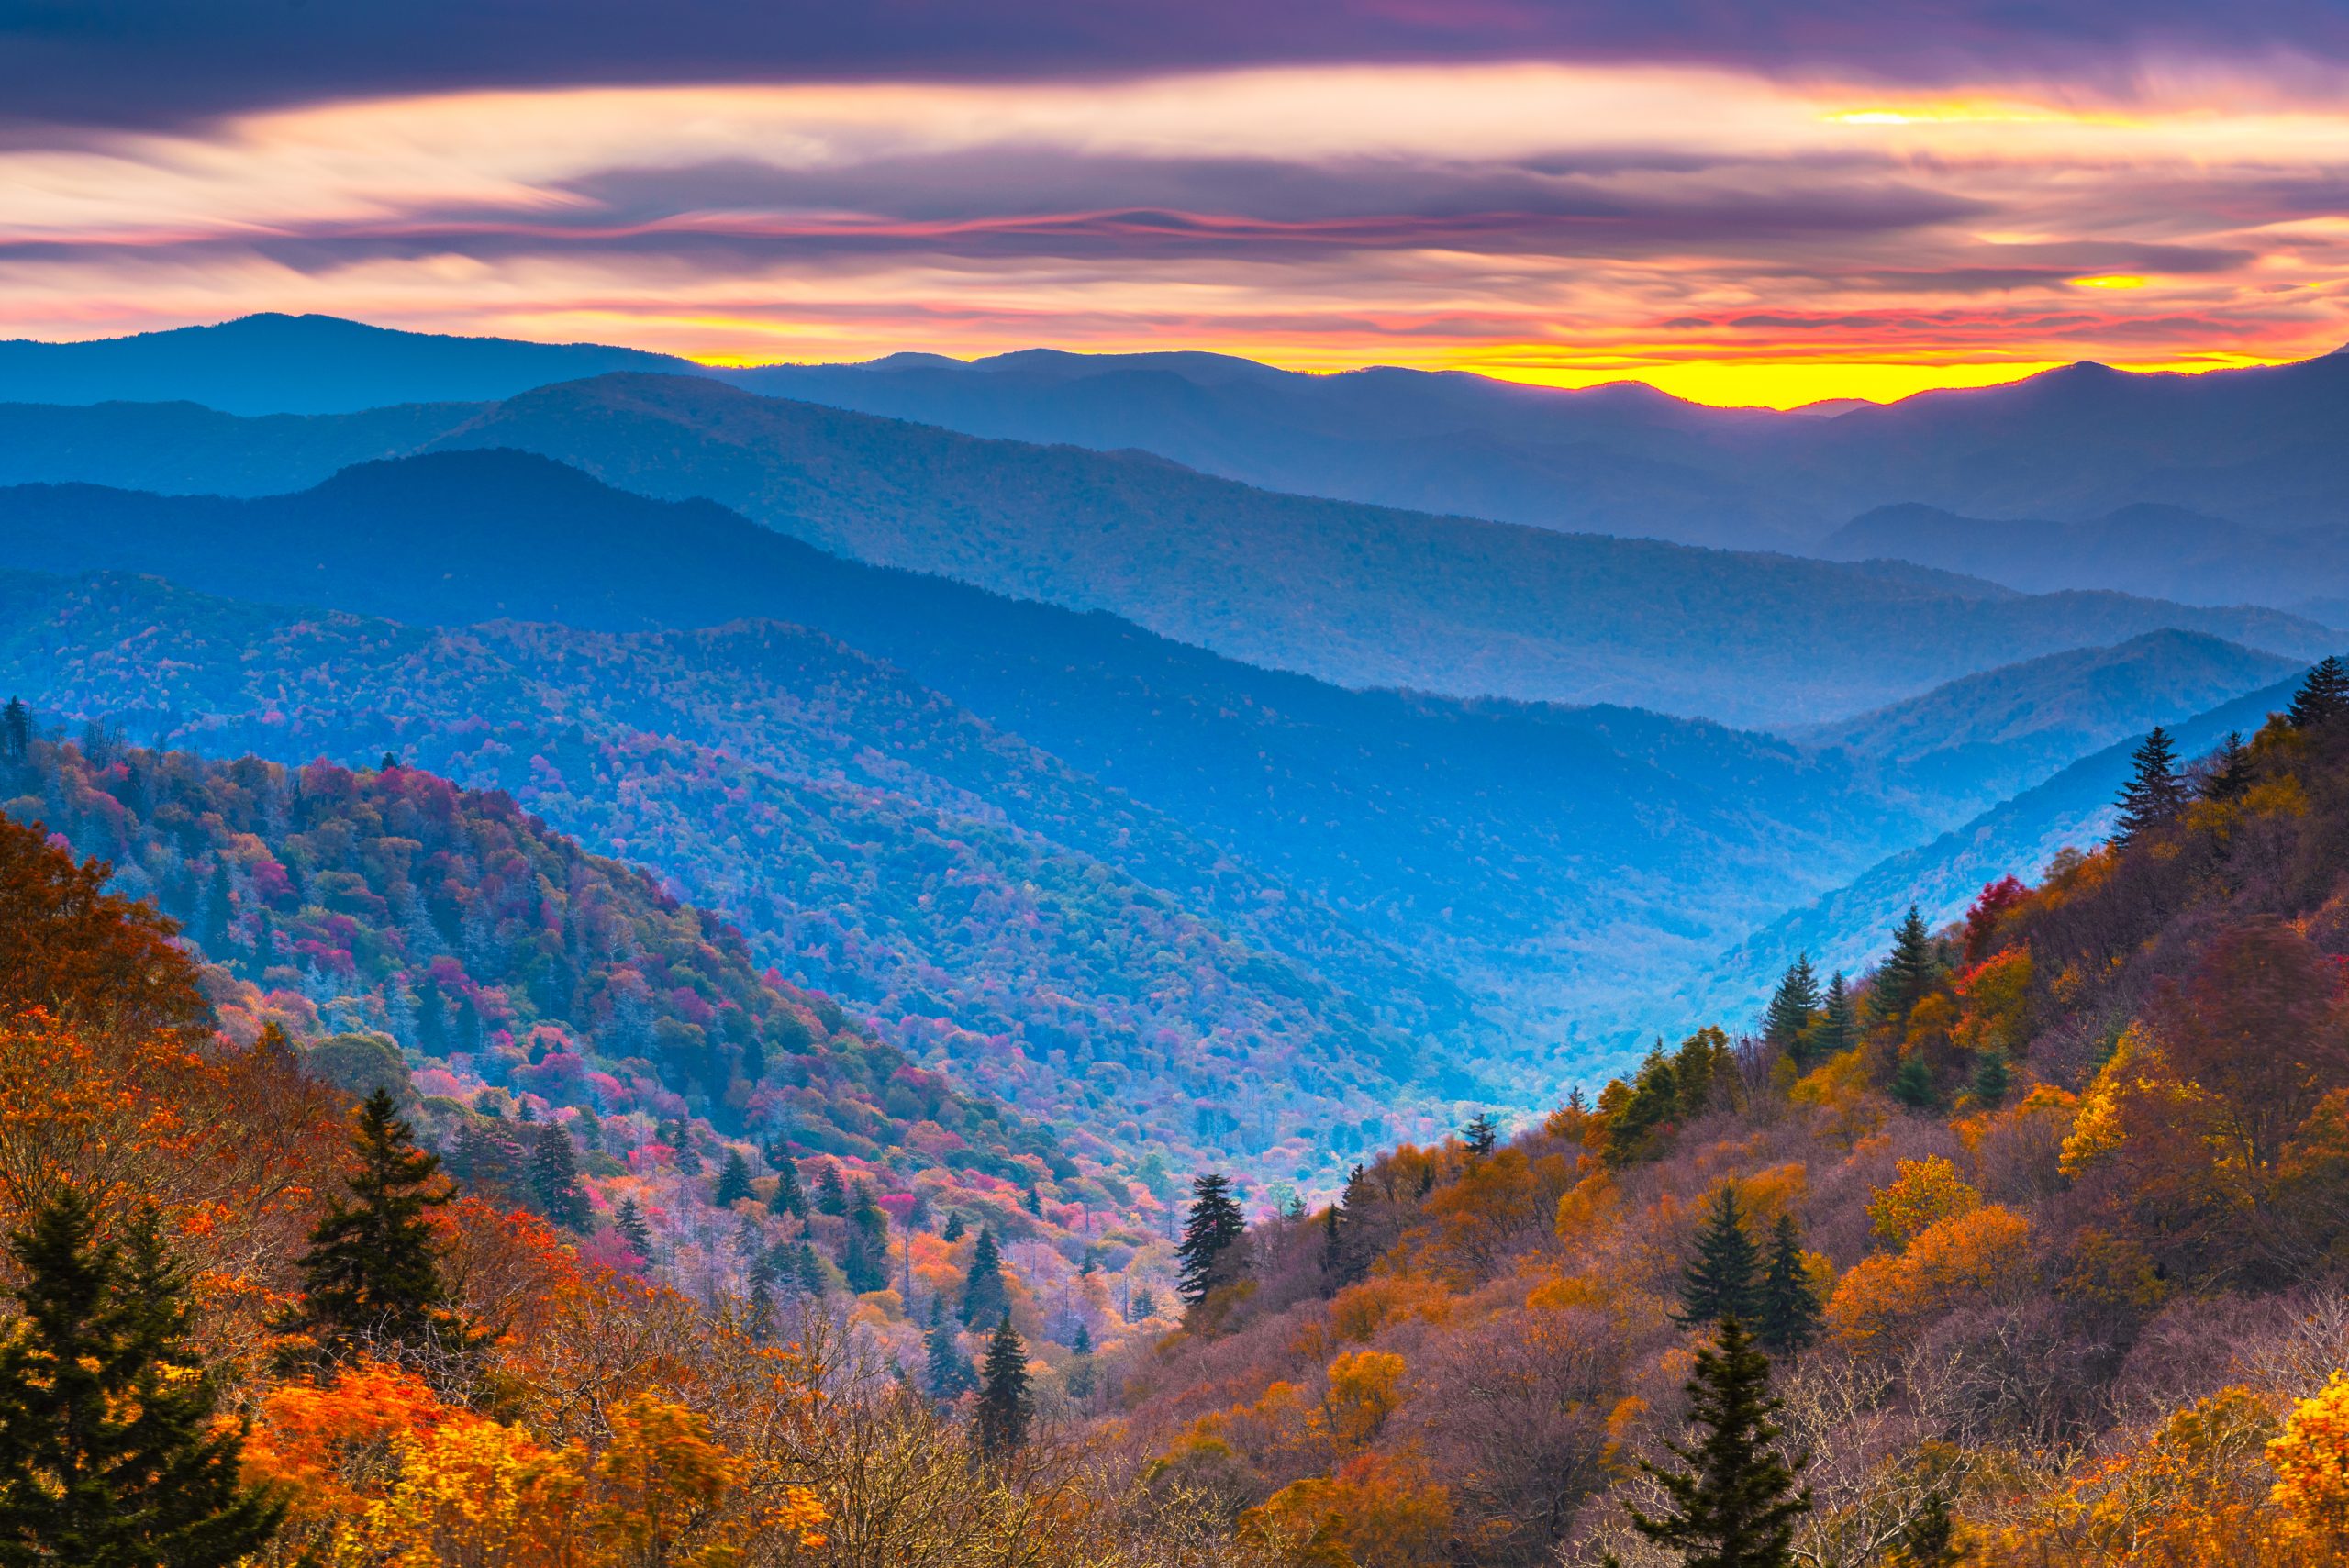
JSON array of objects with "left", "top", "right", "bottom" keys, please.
[
  {"left": 1761, "top": 954, "right": 1820, "bottom": 1062},
  {"left": 1175, "top": 1173, "right": 1249, "bottom": 1307},
  {"left": 278, "top": 1089, "right": 479, "bottom": 1371},
  {"left": 744, "top": 1274, "right": 776, "bottom": 1342},
  {"left": 1970, "top": 1049, "right": 2010, "bottom": 1109},
  {"left": 1623, "top": 1318, "right": 1810, "bottom": 1568},
  {"left": 2113, "top": 726, "right": 2188, "bottom": 847},
  {"left": 941, "top": 1211, "right": 966, "bottom": 1243},
  {"left": 793, "top": 1243, "right": 828, "bottom": 1298},
  {"left": 768, "top": 1160, "right": 807, "bottom": 1218},
  {"left": 1811, "top": 973, "right": 1857, "bottom": 1062},
  {"left": 1754, "top": 1216, "right": 1822, "bottom": 1359},
  {"left": 2289, "top": 655, "right": 2349, "bottom": 731},
  {"left": 974, "top": 1318, "right": 1032, "bottom": 1458},
  {"left": 1891, "top": 1052, "right": 1938, "bottom": 1110},
  {"left": 670, "top": 1125, "right": 703, "bottom": 1176},
  {"left": 961, "top": 1225, "right": 1010, "bottom": 1326},
  {"left": 613, "top": 1196, "right": 655, "bottom": 1262},
  {"left": 526, "top": 1122, "right": 590, "bottom": 1232},
  {"left": 2200, "top": 729, "right": 2254, "bottom": 803},
  {"left": 0, "top": 697, "right": 28, "bottom": 769},
  {"left": 815, "top": 1164, "right": 849, "bottom": 1217},
  {"left": 842, "top": 1184, "right": 891, "bottom": 1295},
  {"left": 1871, "top": 906, "right": 1940, "bottom": 1026},
  {"left": 1676, "top": 1188, "right": 1762, "bottom": 1328},
  {"left": 1892, "top": 1491, "right": 1963, "bottom": 1568},
  {"left": 1462, "top": 1113, "right": 1500, "bottom": 1156},
  {"left": 1130, "top": 1284, "right": 1157, "bottom": 1322},
  {"left": 1022, "top": 1186, "right": 1044, "bottom": 1218},
  {"left": 1605, "top": 1043, "right": 1682, "bottom": 1167},
  {"left": 1321, "top": 1165, "right": 1375, "bottom": 1294},
  {"left": 924, "top": 1309, "right": 976, "bottom": 1401},
  {"left": 1065, "top": 1321, "right": 1097, "bottom": 1402},
  {"left": 712, "top": 1150, "right": 755, "bottom": 1208},
  {"left": 0, "top": 1193, "right": 285, "bottom": 1565}
]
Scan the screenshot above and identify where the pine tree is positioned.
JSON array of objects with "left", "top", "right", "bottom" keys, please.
[
  {"left": 768, "top": 1160, "right": 807, "bottom": 1218},
  {"left": 526, "top": 1122, "right": 590, "bottom": 1232},
  {"left": 1891, "top": 1052, "right": 1938, "bottom": 1110},
  {"left": 1175, "top": 1173, "right": 1249, "bottom": 1307},
  {"left": 0, "top": 697, "right": 28, "bottom": 769},
  {"left": 941, "top": 1211, "right": 966, "bottom": 1243},
  {"left": 1463, "top": 1113, "right": 1500, "bottom": 1156},
  {"left": 0, "top": 1193, "right": 285, "bottom": 1564},
  {"left": 1676, "top": 1188, "right": 1762, "bottom": 1328},
  {"left": 842, "top": 1184, "right": 890, "bottom": 1295},
  {"left": 1321, "top": 1165, "right": 1374, "bottom": 1295},
  {"left": 924, "top": 1309, "right": 976, "bottom": 1401},
  {"left": 2289, "top": 655, "right": 2349, "bottom": 731},
  {"left": 961, "top": 1225, "right": 1010, "bottom": 1326},
  {"left": 815, "top": 1164, "right": 849, "bottom": 1217},
  {"left": 2113, "top": 726, "right": 2188, "bottom": 847},
  {"left": 1605, "top": 1043, "right": 1682, "bottom": 1167},
  {"left": 1810, "top": 973, "right": 1857, "bottom": 1062},
  {"left": 1761, "top": 954, "right": 1820, "bottom": 1062},
  {"left": 713, "top": 1150, "right": 755, "bottom": 1208},
  {"left": 1892, "top": 1491, "right": 1963, "bottom": 1568},
  {"left": 1065, "top": 1320, "right": 1097, "bottom": 1401},
  {"left": 974, "top": 1318, "right": 1032, "bottom": 1458},
  {"left": 1871, "top": 906, "right": 1940, "bottom": 1026},
  {"left": 278, "top": 1089, "right": 479, "bottom": 1370},
  {"left": 613, "top": 1196, "right": 655, "bottom": 1262},
  {"left": 1754, "top": 1216, "right": 1822, "bottom": 1359},
  {"left": 744, "top": 1274, "right": 776, "bottom": 1342},
  {"left": 1022, "top": 1187, "right": 1044, "bottom": 1218},
  {"left": 793, "top": 1243, "right": 828, "bottom": 1299},
  {"left": 671, "top": 1125, "right": 703, "bottom": 1176},
  {"left": 2200, "top": 729, "right": 2254, "bottom": 803},
  {"left": 1970, "top": 1049, "right": 2010, "bottom": 1109},
  {"left": 1624, "top": 1318, "right": 1810, "bottom": 1568}
]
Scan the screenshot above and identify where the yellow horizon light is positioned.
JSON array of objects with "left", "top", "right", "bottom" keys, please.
[{"left": 2070, "top": 274, "right": 2150, "bottom": 289}]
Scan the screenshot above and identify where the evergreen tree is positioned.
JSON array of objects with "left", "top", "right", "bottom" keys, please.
[
  {"left": 525, "top": 1122, "right": 590, "bottom": 1232},
  {"left": 2200, "top": 729, "right": 2254, "bottom": 803},
  {"left": 744, "top": 1274, "right": 776, "bottom": 1342},
  {"left": 1022, "top": 1187, "right": 1044, "bottom": 1218},
  {"left": 1321, "top": 1164, "right": 1375, "bottom": 1295},
  {"left": 793, "top": 1243, "right": 828, "bottom": 1299},
  {"left": 961, "top": 1225, "right": 1010, "bottom": 1326},
  {"left": 1754, "top": 1216, "right": 1822, "bottom": 1359},
  {"left": 841, "top": 1184, "right": 890, "bottom": 1295},
  {"left": 278, "top": 1089, "right": 478, "bottom": 1370},
  {"left": 1130, "top": 1284, "right": 1157, "bottom": 1322},
  {"left": 1605, "top": 1043, "right": 1682, "bottom": 1167},
  {"left": 1761, "top": 954, "right": 1820, "bottom": 1062},
  {"left": 1623, "top": 1318, "right": 1810, "bottom": 1568},
  {"left": 1462, "top": 1113, "right": 1500, "bottom": 1156},
  {"left": 1891, "top": 1053, "right": 1938, "bottom": 1111},
  {"left": 768, "top": 1160, "right": 807, "bottom": 1219},
  {"left": 1676, "top": 1188, "right": 1762, "bottom": 1328},
  {"left": 1065, "top": 1320, "right": 1097, "bottom": 1401},
  {"left": 1175, "top": 1173, "right": 1249, "bottom": 1307},
  {"left": 712, "top": 1150, "right": 755, "bottom": 1208},
  {"left": 0, "top": 1192, "right": 285, "bottom": 1565},
  {"left": 670, "top": 1125, "right": 703, "bottom": 1176},
  {"left": 2113, "top": 726, "right": 2188, "bottom": 847},
  {"left": 815, "top": 1163, "right": 849, "bottom": 1217},
  {"left": 974, "top": 1318, "right": 1032, "bottom": 1458},
  {"left": 1674, "top": 1028, "right": 1734, "bottom": 1120},
  {"left": 1892, "top": 1491, "right": 1963, "bottom": 1568},
  {"left": 1871, "top": 906, "right": 1940, "bottom": 1026},
  {"left": 613, "top": 1195, "right": 655, "bottom": 1262},
  {"left": 2289, "top": 655, "right": 2349, "bottom": 731},
  {"left": 0, "top": 696, "right": 28, "bottom": 769},
  {"left": 941, "top": 1211, "right": 966, "bottom": 1243},
  {"left": 1970, "top": 1049, "right": 2010, "bottom": 1109},
  {"left": 924, "top": 1309, "right": 976, "bottom": 1401},
  {"left": 1810, "top": 973, "right": 1857, "bottom": 1062}
]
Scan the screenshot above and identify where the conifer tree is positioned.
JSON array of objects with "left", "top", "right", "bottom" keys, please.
[
  {"left": 1065, "top": 1321, "right": 1097, "bottom": 1401},
  {"left": 1871, "top": 906, "right": 1940, "bottom": 1026},
  {"left": 1676, "top": 1188, "right": 1762, "bottom": 1328},
  {"left": 1970, "top": 1049, "right": 2010, "bottom": 1109},
  {"left": 941, "top": 1211, "right": 966, "bottom": 1243},
  {"left": 815, "top": 1163, "right": 849, "bottom": 1217},
  {"left": 671, "top": 1126, "right": 703, "bottom": 1176},
  {"left": 1023, "top": 1186, "right": 1044, "bottom": 1218},
  {"left": 924, "top": 1308, "right": 976, "bottom": 1401},
  {"left": 2200, "top": 729, "right": 2254, "bottom": 803},
  {"left": 744, "top": 1273, "right": 776, "bottom": 1342},
  {"left": 1761, "top": 954, "right": 1820, "bottom": 1062},
  {"left": 0, "top": 696, "right": 28, "bottom": 769},
  {"left": 1811, "top": 973, "right": 1858, "bottom": 1062},
  {"left": 2113, "top": 726, "right": 2188, "bottom": 847},
  {"left": 1605, "top": 1043, "right": 1682, "bottom": 1167},
  {"left": 1463, "top": 1113, "right": 1500, "bottom": 1156},
  {"left": 1754, "top": 1216, "right": 1822, "bottom": 1359},
  {"left": 526, "top": 1122, "right": 591, "bottom": 1232},
  {"left": 712, "top": 1150, "right": 755, "bottom": 1208},
  {"left": 1175, "top": 1173, "right": 1249, "bottom": 1307},
  {"left": 793, "top": 1243, "right": 828, "bottom": 1298},
  {"left": 1320, "top": 1164, "right": 1375, "bottom": 1295},
  {"left": 613, "top": 1195, "right": 655, "bottom": 1262},
  {"left": 1892, "top": 1491, "right": 1963, "bottom": 1568},
  {"left": 1623, "top": 1318, "right": 1810, "bottom": 1568},
  {"left": 842, "top": 1184, "right": 890, "bottom": 1295},
  {"left": 961, "top": 1224, "right": 1010, "bottom": 1326},
  {"left": 1891, "top": 1053, "right": 1938, "bottom": 1111},
  {"left": 768, "top": 1160, "right": 807, "bottom": 1218},
  {"left": 974, "top": 1318, "right": 1032, "bottom": 1458},
  {"left": 2289, "top": 655, "right": 2349, "bottom": 731},
  {"left": 278, "top": 1089, "right": 479, "bottom": 1371},
  {"left": 0, "top": 1193, "right": 285, "bottom": 1564}
]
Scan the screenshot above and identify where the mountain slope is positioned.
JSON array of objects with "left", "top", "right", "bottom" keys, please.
[
  {"left": 0, "top": 313, "right": 688, "bottom": 415},
  {"left": 1798, "top": 629, "right": 2300, "bottom": 817}
]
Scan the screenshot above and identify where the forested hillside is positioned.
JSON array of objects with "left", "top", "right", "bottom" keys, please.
[{"left": 1104, "top": 662, "right": 2349, "bottom": 1567}]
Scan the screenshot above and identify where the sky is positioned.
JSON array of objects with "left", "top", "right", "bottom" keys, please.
[{"left": 5, "top": 2, "right": 2349, "bottom": 406}]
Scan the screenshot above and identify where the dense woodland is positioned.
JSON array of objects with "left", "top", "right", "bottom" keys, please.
[{"left": 10, "top": 658, "right": 2349, "bottom": 1562}]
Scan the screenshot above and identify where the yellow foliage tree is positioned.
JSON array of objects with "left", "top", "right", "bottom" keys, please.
[
  {"left": 1827, "top": 1206, "right": 2031, "bottom": 1352},
  {"left": 2270, "top": 1371, "right": 2349, "bottom": 1551},
  {"left": 1319, "top": 1351, "right": 1406, "bottom": 1451},
  {"left": 1866, "top": 1156, "right": 1983, "bottom": 1249}
]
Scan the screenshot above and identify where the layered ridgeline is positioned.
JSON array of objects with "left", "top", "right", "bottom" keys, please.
[
  {"left": 15, "top": 314, "right": 2349, "bottom": 563},
  {"left": 0, "top": 451, "right": 1943, "bottom": 1047},
  {"left": 1104, "top": 663, "right": 2349, "bottom": 1568},
  {"left": 0, "top": 575, "right": 1456, "bottom": 1175},
  {"left": 0, "top": 380, "right": 2331, "bottom": 727},
  {"left": 0, "top": 732, "right": 1189, "bottom": 1369}
]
